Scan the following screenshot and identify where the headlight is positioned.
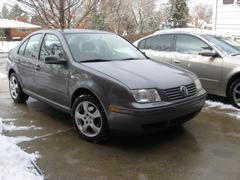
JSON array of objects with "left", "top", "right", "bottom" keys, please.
[
  {"left": 131, "top": 89, "right": 161, "bottom": 103},
  {"left": 195, "top": 78, "right": 203, "bottom": 93}
]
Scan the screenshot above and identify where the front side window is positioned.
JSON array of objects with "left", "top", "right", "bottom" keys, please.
[
  {"left": 176, "top": 34, "right": 211, "bottom": 54},
  {"left": 24, "top": 34, "right": 42, "bottom": 58},
  {"left": 144, "top": 35, "right": 173, "bottom": 52},
  {"left": 39, "top": 34, "right": 64, "bottom": 61}
]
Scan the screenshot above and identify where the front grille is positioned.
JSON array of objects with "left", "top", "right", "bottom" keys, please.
[{"left": 164, "top": 83, "right": 197, "bottom": 101}]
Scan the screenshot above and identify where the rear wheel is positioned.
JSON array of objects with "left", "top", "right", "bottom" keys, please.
[
  {"left": 9, "top": 73, "right": 29, "bottom": 103},
  {"left": 72, "top": 95, "right": 109, "bottom": 143},
  {"left": 229, "top": 79, "right": 240, "bottom": 108}
]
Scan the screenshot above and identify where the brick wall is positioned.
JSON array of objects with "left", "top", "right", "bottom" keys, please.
[{"left": 9, "top": 28, "right": 38, "bottom": 40}]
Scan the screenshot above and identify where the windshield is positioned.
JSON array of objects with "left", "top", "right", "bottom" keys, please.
[
  {"left": 64, "top": 33, "right": 146, "bottom": 62},
  {"left": 202, "top": 35, "right": 240, "bottom": 56}
]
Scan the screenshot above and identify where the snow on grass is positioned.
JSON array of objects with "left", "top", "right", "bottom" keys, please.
[
  {"left": 0, "top": 118, "right": 44, "bottom": 180},
  {"left": 0, "top": 41, "right": 20, "bottom": 53}
]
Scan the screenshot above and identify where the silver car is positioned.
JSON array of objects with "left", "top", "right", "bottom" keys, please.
[{"left": 134, "top": 28, "right": 240, "bottom": 108}]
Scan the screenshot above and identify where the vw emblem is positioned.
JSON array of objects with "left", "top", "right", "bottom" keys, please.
[{"left": 180, "top": 86, "right": 189, "bottom": 97}]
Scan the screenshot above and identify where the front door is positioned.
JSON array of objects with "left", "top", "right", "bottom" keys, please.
[
  {"left": 172, "top": 34, "right": 223, "bottom": 93},
  {"left": 34, "top": 33, "right": 69, "bottom": 108}
]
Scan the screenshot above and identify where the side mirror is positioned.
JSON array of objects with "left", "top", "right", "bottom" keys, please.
[
  {"left": 45, "top": 55, "right": 65, "bottom": 64},
  {"left": 199, "top": 50, "right": 216, "bottom": 57}
]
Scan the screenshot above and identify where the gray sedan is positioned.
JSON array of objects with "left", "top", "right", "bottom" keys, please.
[
  {"left": 134, "top": 28, "right": 240, "bottom": 108},
  {"left": 7, "top": 29, "right": 206, "bottom": 142}
]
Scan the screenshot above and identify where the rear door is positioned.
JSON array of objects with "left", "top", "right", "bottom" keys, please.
[
  {"left": 172, "top": 34, "right": 223, "bottom": 93},
  {"left": 34, "top": 33, "right": 69, "bottom": 108},
  {"left": 15, "top": 34, "right": 43, "bottom": 92}
]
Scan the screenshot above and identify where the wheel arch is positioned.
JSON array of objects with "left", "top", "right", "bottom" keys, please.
[
  {"left": 226, "top": 73, "right": 240, "bottom": 98},
  {"left": 8, "top": 68, "right": 16, "bottom": 79},
  {"left": 71, "top": 88, "right": 105, "bottom": 112}
]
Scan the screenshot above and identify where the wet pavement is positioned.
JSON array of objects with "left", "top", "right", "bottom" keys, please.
[{"left": 0, "top": 57, "right": 240, "bottom": 180}]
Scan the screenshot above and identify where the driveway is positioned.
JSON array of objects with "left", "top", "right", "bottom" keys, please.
[{"left": 0, "top": 57, "right": 240, "bottom": 180}]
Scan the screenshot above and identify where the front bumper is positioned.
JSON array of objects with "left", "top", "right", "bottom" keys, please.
[{"left": 107, "top": 91, "right": 207, "bottom": 134}]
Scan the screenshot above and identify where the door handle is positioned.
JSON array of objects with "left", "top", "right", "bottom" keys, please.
[
  {"left": 16, "top": 59, "right": 21, "bottom": 63},
  {"left": 173, "top": 60, "right": 180, "bottom": 64},
  {"left": 35, "top": 65, "right": 41, "bottom": 71}
]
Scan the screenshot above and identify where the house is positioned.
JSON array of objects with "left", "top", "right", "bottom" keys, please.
[
  {"left": 213, "top": 0, "right": 240, "bottom": 42},
  {"left": 0, "top": 18, "right": 41, "bottom": 41}
]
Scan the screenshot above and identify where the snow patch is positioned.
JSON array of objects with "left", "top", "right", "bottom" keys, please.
[
  {"left": 0, "top": 118, "right": 44, "bottom": 179},
  {"left": 0, "top": 72, "right": 7, "bottom": 79},
  {"left": 205, "top": 100, "right": 238, "bottom": 110},
  {"left": 0, "top": 135, "right": 43, "bottom": 180},
  {"left": 4, "top": 124, "right": 42, "bottom": 133},
  {"left": 0, "top": 41, "right": 20, "bottom": 53},
  {"left": 203, "top": 100, "right": 240, "bottom": 120}
]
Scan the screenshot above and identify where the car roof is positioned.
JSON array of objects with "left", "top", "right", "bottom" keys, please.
[
  {"left": 35, "top": 28, "right": 114, "bottom": 35},
  {"left": 153, "top": 28, "right": 223, "bottom": 36},
  {"left": 133, "top": 28, "right": 228, "bottom": 46}
]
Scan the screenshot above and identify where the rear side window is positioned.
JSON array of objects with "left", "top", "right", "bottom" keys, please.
[
  {"left": 176, "top": 34, "right": 211, "bottom": 54},
  {"left": 20, "top": 34, "right": 42, "bottom": 58},
  {"left": 142, "top": 35, "right": 173, "bottom": 52},
  {"left": 138, "top": 39, "right": 146, "bottom": 49}
]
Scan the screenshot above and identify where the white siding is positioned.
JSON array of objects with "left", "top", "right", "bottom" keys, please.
[
  {"left": 216, "top": 11, "right": 240, "bottom": 18},
  {"left": 213, "top": 0, "right": 240, "bottom": 36}
]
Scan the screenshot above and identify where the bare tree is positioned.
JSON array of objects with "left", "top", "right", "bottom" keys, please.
[
  {"left": 17, "top": 0, "right": 101, "bottom": 28},
  {"left": 102, "top": 0, "right": 129, "bottom": 34},
  {"left": 189, "top": 1, "right": 213, "bottom": 28},
  {"left": 129, "top": 0, "right": 156, "bottom": 33}
]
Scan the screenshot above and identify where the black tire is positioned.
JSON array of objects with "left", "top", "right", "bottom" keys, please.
[
  {"left": 9, "top": 73, "right": 29, "bottom": 103},
  {"left": 71, "top": 95, "right": 109, "bottom": 143},
  {"left": 229, "top": 79, "right": 240, "bottom": 108}
]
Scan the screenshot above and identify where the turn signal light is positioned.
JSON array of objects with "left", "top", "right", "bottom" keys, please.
[{"left": 110, "top": 107, "right": 121, "bottom": 112}]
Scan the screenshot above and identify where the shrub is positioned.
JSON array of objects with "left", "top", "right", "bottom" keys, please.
[{"left": 122, "top": 32, "right": 153, "bottom": 43}]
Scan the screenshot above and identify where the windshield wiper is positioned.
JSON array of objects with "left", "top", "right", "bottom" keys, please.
[
  {"left": 122, "top": 58, "right": 139, "bottom": 60},
  {"left": 232, "top": 53, "right": 240, "bottom": 56},
  {"left": 81, "top": 59, "right": 110, "bottom": 63}
]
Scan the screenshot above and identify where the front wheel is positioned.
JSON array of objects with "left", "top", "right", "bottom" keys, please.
[
  {"left": 72, "top": 95, "right": 109, "bottom": 143},
  {"left": 9, "top": 73, "right": 29, "bottom": 103},
  {"left": 229, "top": 79, "right": 240, "bottom": 108}
]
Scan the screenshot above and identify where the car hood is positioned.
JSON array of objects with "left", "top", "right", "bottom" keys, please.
[{"left": 83, "top": 59, "right": 195, "bottom": 89}]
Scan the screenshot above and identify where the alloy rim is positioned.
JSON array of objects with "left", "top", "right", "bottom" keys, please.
[
  {"left": 75, "top": 101, "right": 102, "bottom": 137},
  {"left": 233, "top": 83, "right": 240, "bottom": 106},
  {"left": 10, "top": 76, "right": 18, "bottom": 99}
]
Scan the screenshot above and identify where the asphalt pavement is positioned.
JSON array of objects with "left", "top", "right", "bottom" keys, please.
[{"left": 0, "top": 56, "right": 240, "bottom": 180}]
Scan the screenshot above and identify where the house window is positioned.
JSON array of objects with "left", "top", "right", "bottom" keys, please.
[
  {"left": 223, "top": 0, "right": 234, "bottom": 4},
  {"left": 16, "top": 29, "right": 32, "bottom": 32}
]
